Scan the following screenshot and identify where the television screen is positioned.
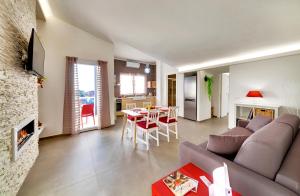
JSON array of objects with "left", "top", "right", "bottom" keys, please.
[{"left": 27, "top": 28, "right": 45, "bottom": 77}]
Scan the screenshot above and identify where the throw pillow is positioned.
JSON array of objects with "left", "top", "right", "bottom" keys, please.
[
  {"left": 246, "top": 115, "right": 272, "bottom": 132},
  {"left": 207, "top": 135, "right": 249, "bottom": 155}
]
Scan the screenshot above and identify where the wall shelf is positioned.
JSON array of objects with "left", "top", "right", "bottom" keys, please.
[{"left": 234, "top": 102, "right": 280, "bottom": 125}]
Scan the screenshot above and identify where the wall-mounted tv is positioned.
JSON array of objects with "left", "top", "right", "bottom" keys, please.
[{"left": 26, "top": 28, "right": 45, "bottom": 77}]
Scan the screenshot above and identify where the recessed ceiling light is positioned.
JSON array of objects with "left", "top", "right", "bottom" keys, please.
[{"left": 178, "top": 42, "right": 300, "bottom": 72}]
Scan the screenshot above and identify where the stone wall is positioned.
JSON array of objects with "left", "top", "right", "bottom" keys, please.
[{"left": 0, "top": 0, "right": 39, "bottom": 195}]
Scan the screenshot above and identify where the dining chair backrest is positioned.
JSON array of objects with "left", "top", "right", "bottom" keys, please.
[
  {"left": 167, "top": 106, "right": 178, "bottom": 122},
  {"left": 126, "top": 103, "right": 136, "bottom": 110},
  {"left": 143, "top": 102, "right": 151, "bottom": 108},
  {"left": 81, "top": 104, "right": 94, "bottom": 116},
  {"left": 145, "top": 109, "right": 159, "bottom": 128}
]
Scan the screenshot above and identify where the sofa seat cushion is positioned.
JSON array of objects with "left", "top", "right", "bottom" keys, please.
[
  {"left": 276, "top": 132, "right": 300, "bottom": 195},
  {"left": 222, "top": 127, "right": 253, "bottom": 137},
  {"left": 246, "top": 115, "right": 273, "bottom": 132},
  {"left": 207, "top": 135, "right": 249, "bottom": 155},
  {"left": 275, "top": 113, "right": 300, "bottom": 137},
  {"left": 234, "top": 121, "right": 294, "bottom": 179}
]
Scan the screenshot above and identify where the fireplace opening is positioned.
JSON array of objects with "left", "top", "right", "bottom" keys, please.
[
  {"left": 12, "top": 116, "right": 36, "bottom": 161},
  {"left": 17, "top": 120, "right": 34, "bottom": 150}
]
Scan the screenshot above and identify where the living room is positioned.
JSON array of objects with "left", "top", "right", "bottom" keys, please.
[{"left": 1, "top": 0, "right": 300, "bottom": 196}]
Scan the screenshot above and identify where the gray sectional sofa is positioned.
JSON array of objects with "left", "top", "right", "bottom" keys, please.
[{"left": 179, "top": 114, "right": 300, "bottom": 196}]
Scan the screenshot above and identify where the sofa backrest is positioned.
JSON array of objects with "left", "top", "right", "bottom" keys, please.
[
  {"left": 275, "top": 130, "right": 300, "bottom": 195},
  {"left": 234, "top": 114, "right": 300, "bottom": 180},
  {"left": 275, "top": 113, "right": 300, "bottom": 138}
]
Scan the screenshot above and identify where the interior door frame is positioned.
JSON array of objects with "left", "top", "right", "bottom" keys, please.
[
  {"left": 167, "top": 74, "right": 177, "bottom": 107},
  {"left": 220, "top": 72, "right": 230, "bottom": 118}
]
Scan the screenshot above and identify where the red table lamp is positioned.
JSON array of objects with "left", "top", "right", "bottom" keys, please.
[{"left": 246, "top": 90, "right": 263, "bottom": 98}]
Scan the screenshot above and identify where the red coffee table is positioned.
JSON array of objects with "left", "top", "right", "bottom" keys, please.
[{"left": 152, "top": 163, "right": 241, "bottom": 196}]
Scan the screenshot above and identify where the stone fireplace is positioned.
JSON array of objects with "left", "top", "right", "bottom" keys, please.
[
  {"left": 12, "top": 116, "right": 35, "bottom": 161},
  {"left": 0, "top": 0, "right": 39, "bottom": 195}
]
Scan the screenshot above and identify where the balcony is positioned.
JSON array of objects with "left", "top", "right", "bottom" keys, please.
[{"left": 80, "top": 96, "right": 98, "bottom": 130}]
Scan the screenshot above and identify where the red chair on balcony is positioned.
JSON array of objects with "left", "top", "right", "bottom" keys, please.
[{"left": 81, "top": 104, "right": 95, "bottom": 128}]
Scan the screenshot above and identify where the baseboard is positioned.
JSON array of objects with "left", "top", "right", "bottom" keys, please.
[{"left": 39, "top": 130, "right": 62, "bottom": 138}]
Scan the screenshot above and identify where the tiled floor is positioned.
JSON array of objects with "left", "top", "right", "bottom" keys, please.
[{"left": 18, "top": 117, "right": 228, "bottom": 196}]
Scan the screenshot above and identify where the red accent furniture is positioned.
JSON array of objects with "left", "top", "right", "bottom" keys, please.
[
  {"left": 158, "top": 106, "right": 178, "bottom": 142},
  {"left": 127, "top": 115, "right": 143, "bottom": 121},
  {"left": 81, "top": 104, "right": 95, "bottom": 128},
  {"left": 136, "top": 110, "right": 160, "bottom": 150},
  {"left": 152, "top": 163, "right": 241, "bottom": 196},
  {"left": 159, "top": 116, "right": 177, "bottom": 123}
]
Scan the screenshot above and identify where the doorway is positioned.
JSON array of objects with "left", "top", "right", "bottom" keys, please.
[
  {"left": 168, "top": 74, "right": 176, "bottom": 106},
  {"left": 78, "top": 64, "right": 98, "bottom": 131},
  {"left": 220, "top": 73, "right": 230, "bottom": 117}
]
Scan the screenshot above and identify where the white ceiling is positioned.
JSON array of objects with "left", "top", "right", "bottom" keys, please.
[
  {"left": 113, "top": 41, "right": 156, "bottom": 63},
  {"left": 48, "top": 0, "right": 300, "bottom": 66}
]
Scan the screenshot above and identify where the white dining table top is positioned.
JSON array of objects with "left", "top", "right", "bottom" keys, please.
[
  {"left": 122, "top": 107, "right": 169, "bottom": 116},
  {"left": 121, "top": 109, "right": 144, "bottom": 117}
]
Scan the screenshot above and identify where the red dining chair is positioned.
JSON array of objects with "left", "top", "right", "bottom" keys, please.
[
  {"left": 81, "top": 104, "right": 95, "bottom": 128},
  {"left": 136, "top": 109, "right": 160, "bottom": 150},
  {"left": 158, "top": 106, "right": 179, "bottom": 142}
]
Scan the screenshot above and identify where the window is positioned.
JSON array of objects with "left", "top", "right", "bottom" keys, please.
[
  {"left": 120, "top": 74, "right": 146, "bottom": 95},
  {"left": 134, "top": 75, "right": 146, "bottom": 94},
  {"left": 120, "top": 74, "right": 134, "bottom": 95}
]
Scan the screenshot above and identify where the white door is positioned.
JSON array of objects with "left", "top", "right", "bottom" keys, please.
[{"left": 221, "top": 73, "right": 229, "bottom": 117}]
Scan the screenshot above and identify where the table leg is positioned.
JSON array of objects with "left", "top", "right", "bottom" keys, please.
[
  {"left": 121, "top": 114, "right": 127, "bottom": 140},
  {"left": 134, "top": 117, "right": 137, "bottom": 147}
]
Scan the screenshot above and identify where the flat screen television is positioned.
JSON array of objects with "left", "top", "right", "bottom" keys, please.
[{"left": 26, "top": 28, "right": 45, "bottom": 77}]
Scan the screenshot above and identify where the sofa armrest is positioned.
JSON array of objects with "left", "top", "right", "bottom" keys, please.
[
  {"left": 179, "top": 141, "right": 297, "bottom": 196},
  {"left": 237, "top": 119, "right": 249, "bottom": 128}
]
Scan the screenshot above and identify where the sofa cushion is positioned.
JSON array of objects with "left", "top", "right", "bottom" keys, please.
[
  {"left": 198, "top": 127, "right": 252, "bottom": 150},
  {"left": 246, "top": 115, "right": 272, "bottom": 132},
  {"left": 275, "top": 113, "right": 300, "bottom": 137},
  {"left": 234, "top": 121, "right": 294, "bottom": 179},
  {"left": 222, "top": 127, "right": 253, "bottom": 137},
  {"left": 237, "top": 119, "right": 249, "bottom": 128},
  {"left": 207, "top": 135, "right": 249, "bottom": 155},
  {"left": 275, "top": 132, "right": 300, "bottom": 195}
]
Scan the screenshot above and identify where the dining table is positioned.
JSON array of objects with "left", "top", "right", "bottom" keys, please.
[{"left": 121, "top": 106, "right": 169, "bottom": 147}]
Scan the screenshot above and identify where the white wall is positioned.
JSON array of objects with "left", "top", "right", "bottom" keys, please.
[
  {"left": 197, "top": 71, "right": 212, "bottom": 121},
  {"left": 156, "top": 61, "right": 162, "bottom": 106},
  {"left": 229, "top": 54, "right": 300, "bottom": 128},
  {"left": 176, "top": 73, "right": 184, "bottom": 117},
  {"left": 157, "top": 61, "right": 184, "bottom": 116},
  {"left": 221, "top": 73, "right": 229, "bottom": 117},
  {"left": 37, "top": 17, "right": 115, "bottom": 137}
]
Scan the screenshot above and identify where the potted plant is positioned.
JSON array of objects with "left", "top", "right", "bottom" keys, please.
[{"left": 204, "top": 75, "right": 213, "bottom": 101}]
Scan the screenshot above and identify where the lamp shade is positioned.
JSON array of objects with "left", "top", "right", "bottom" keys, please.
[{"left": 246, "top": 90, "right": 263, "bottom": 98}]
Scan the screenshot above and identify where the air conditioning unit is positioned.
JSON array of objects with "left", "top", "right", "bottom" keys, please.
[{"left": 126, "top": 62, "right": 140, "bottom": 68}]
